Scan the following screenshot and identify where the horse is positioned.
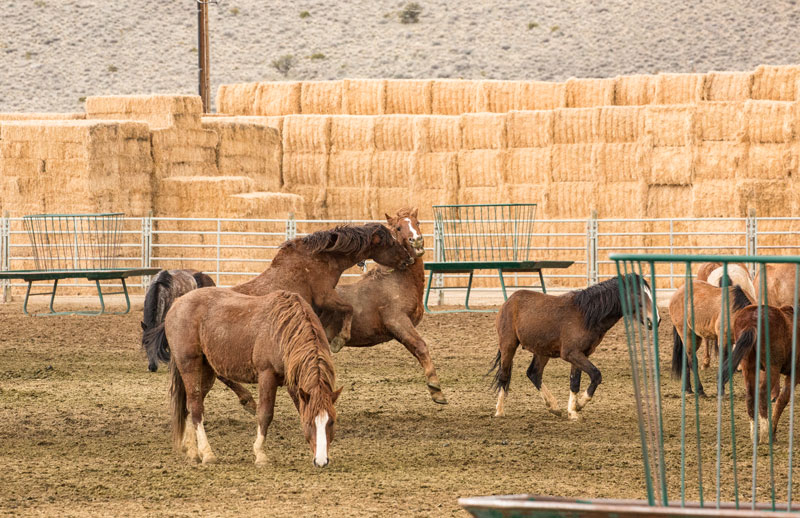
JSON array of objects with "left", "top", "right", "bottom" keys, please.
[
  {"left": 755, "top": 263, "right": 799, "bottom": 307},
  {"left": 317, "top": 208, "right": 447, "bottom": 404},
  {"left": 722, "top": 303, "right": 800, "bottom": 443},
  {"left": 490, "top": 274, "right": 659, "bottom": 420},
  {"left": 141, "top": 269, "right": 215, "bottom": 372},
  {"left": 162, "top": 288, "right": 342, "bottom": 467},
  {"left": 696, "top": 262, "right": 748, "bottom": 283},
  {"left": 669, "top": 281, "right": 753, "bottom": 395},
  {"left": 147, "top": 223, "right": 413, "bottom": 414}
]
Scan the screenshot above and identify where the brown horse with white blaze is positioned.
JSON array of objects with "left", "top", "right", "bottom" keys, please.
[
  {"left": 165, "top": 288, "right": 341, "bottom": 467},
  {"left": 318, "top": 208, "right": 447, "bottom": 404},
  {"left": 490, "top": 274, "right": 659, "bottom": 420}
]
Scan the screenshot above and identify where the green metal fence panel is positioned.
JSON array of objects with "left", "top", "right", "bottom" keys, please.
[{"left": 612, "top": 253, "right": 800, "bottom": 512}]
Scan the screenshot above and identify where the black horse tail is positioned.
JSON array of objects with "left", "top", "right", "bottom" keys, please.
[
  {"left": 488, "top": 350, "right": 510, "bottom": 393},
  {"left": 143, "top": 323, "right": 170, "bottom": 372},
  {"left": 169, "top": 358, "right": 188, "bottom": 451},
  {"left": 671, "top": 326, "right": 685, "bottom": 380},
  {"left": 721, "top": 328, "right": 756, "bottom": 386}
]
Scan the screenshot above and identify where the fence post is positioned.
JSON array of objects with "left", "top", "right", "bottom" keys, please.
[
  {"left": 285, "top": 212, "right": 297, "bottom": 241},
  {"left": 1, "top": 212, "right": 8, "bottom": 303},
  {"left": 141, "top": 212, "right": 153, "bottom": 289},
  {"left": 433, "top": 218, "right": 444, "bottom": 305},
  {"left": 746, "top": 209, "right": 757, "bottom": 264},
  {"left": 586, "top": 211, "right": 598, "bottom": 285}
]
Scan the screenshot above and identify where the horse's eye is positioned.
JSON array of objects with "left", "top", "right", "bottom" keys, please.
[{"left": 397, "top": 226, "right": 402, "bottom": 231}]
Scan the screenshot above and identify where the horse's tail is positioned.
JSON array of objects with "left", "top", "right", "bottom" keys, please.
[
  {"left": 488, "top": 350, "right": 506, "bottom": 393},
  {"left": 193, "top": 271, "right": 216, "bottom": 288},
  {"left": 169, "top": 358, "right": 188, "bottom": 451},
  {"left": 722, "top": 328, "right": 756, "bottom": 386},
  {"left": 143, "top": 323, "right": 170, "bottom": 372},
  {"left": 141, "top": 270, "right": 172, "bottom": 371},
  {"left": 671, "top": 326, "right": 685, "bottom": 380}
]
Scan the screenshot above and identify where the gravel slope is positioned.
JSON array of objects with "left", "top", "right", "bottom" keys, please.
[{"left": 1, "top": 0, "right": 799, "bottom": 112}]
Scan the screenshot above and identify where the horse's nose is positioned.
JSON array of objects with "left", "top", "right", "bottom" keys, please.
[
  {"left": 646, "top": 318, "right": 653, "bottom": 330},
  {"left": 412, "top": 237, "right": 424, "bottom": 248},
  {"left": 313, "top": 457, "right": 329, "bottom": 468}
]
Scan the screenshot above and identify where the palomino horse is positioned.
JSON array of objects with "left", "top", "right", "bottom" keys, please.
[
  {"left": 141, "top": 269, "right": 215, "bottom": 372},
  {"left": 147, "top": 223, "right": 412, "bottom": 412},
  {"left": 318, "top": 208, "right": 447, "bottom": 404},
  {"left": 670, "top": 282, "right": 753, "bottom": 395},
  {"left": 696, "top": 262, "right": 748, "bottom": 283},
  {"left": 163, "top": 288, "right": 341, "bottom": 467},
  {"left": 490, "top": 274, "right": 659, "bottom": 420},
  {"left": 723, "top": 303, "right": 800, "bottom": 443}
]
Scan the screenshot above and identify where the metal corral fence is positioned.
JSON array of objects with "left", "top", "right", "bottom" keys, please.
[{"left": 1, "top": 214, "right": 798, "bottom": 302}]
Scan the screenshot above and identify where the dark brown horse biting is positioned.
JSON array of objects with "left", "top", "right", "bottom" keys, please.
[
  {"left": 318, "top": 208, "right": 447, "bottom": 404},
  {"left": 723, "top": 303, "right": 800, "bottom": 443},
  {"left": 141, "top": 269, "right": 215, "bottom": 372},
  {"left": 164, "top": 288, "right": 341, "bottom": 467},
  {"left": 490, "top": 274, "right": 659, "bottom": 420}
]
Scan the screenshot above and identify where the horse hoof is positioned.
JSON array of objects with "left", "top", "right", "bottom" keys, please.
[
  {"left": 568, "top": 412, "right": 581, "bottom": 421},
  {"left": 493, "top": 411, "right": 504, "bottom": 418},
  {"left": 242, "top": 399, "right": 257, "bottom": 415},
  {"left": 330, "top": 336, "right": 345, "bottom": 353},
  {"left": 255, "top": 455, "right": 268, "bottom": 466},
  {"left": 431, "top": 392, "right": 448, "bottom": 405},
  {"left": 201, "top": 453, "right": 217, "bottom": 465},
  {"left": 548, "top": 408, "right": 563, "bottom": 417}
]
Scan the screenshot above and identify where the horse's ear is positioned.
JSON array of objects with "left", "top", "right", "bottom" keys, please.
[
  {"left": 298, "top": 388, "right": 311, "bottom": 405},
  {"left": 385, "top": 213, "right": 392, "bottom": 223},
  {"left": 332, "top": 387, "right": 343, "bottom": 403},
  {"left": 411, "top": 207, "right": 418, "bottom": 218},
  {"left": 370, "top": 227, "right": 385, "bottom": 245}
]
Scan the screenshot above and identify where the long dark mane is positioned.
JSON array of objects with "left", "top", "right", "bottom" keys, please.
[
  {"left": 731, "top": 284, "right": 752, "bottom": 311},
  {"left": 572, "top": 274, "right": 648, "bottom": 329},
  {"left": 142, "top": 270, "right": 172, "bottom": 332},
  {"left": 282, "top": 223, "right": 391, "bottom": 256}
]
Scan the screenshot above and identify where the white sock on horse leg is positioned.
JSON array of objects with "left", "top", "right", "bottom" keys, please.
[
  {"left": 568, "top": 391, "right": 579, "bottom": 420},
  {"left": 253, "top": 426, "right": 267, "bottom": 465},
  {"left": 759, "top": 415, "right": 770, "bottom": 443},
  {"left": 539, "top": 384, "right": 559, "bottom": 412},
  {"left": 577, "top": 390, "right": 592, "bottom": 410},
  {"left": 494, "top": 388, "right": 506, "bottom": 417},
  {"left": 195, "top": 420, "right": 216, "bottom": 463}
]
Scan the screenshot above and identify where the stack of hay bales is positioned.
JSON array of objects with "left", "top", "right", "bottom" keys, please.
[
  {"left": 411, "top": 115, "right": 459, "bottom": 220},
  {"left": 282, "top": 114, "right": 329, "bottom": 218},
  {"left": 0, "top": 119, "right": 153, "bottom": 217},
  {"left": 370, "top": 115, "right": 416, "bottom": 218},
  {"left": 326, "top": 116, "right": 374, "bottom": 218}
]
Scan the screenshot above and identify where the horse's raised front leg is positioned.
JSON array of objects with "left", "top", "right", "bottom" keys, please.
[
  {"left": 217, "top": 375, "right": 256, "bottom": 415},
  {"left": 316, "top": 292, "right": 354, "bottom": 353},
  {"left": 567, "top": 365, "right": 582, "bottom": 420},
  {"left": 526, "top": 354, "right": 559, "bottom": 416},
  {"left": 254, "top": 369, "right": 278, "bottom": 466},
  {"left": 385, "top": 315, "right": 447, "bottom": 405},
  {"left": 563, "top": 349, "right": 601, "bottom": 420}
]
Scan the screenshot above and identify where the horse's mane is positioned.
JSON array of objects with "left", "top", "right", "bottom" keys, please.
[
  {"left": 572, "top": 274, "right": 648, "bottom": 329},
  {"left": 268, "top": 291, "right": 336, "bottom": 414},
  {"left": 281, "top": 223, "right": 390, "bottom": 256},
  {"left": 142, "top": 270, "right": 173, "bottom": 331},
  {"left": 731, "top": 284, "right": 753, "bottom": 311}
]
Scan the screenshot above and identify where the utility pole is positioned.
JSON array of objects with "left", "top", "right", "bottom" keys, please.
[{"left": 197, "top": 1, "right": 211, "bottom": 112}]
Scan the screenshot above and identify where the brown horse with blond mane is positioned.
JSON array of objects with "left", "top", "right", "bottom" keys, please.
[
  {"left": 164, "top": 288, "right": 342, "bottom": 467},
  {"left": 318, "top": 208, "right": 447, "bottom": 404}
]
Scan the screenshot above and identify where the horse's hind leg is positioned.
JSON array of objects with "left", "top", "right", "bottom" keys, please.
[
  {"left": 186, "top": 359, "right": 217, "bottom": 464},
  {"left": 385, "top": 315, "right": 447, "bottom": 405},
  {"left": 771, "top": 375, "right": 792, "bottom": 439},
  {"left": 492, "top": 339, "right": 518, "bottom": 418},
  {"left": 254, "top": 370, "right": 278, "bottom": 466},
  {"left": 217, "top": 375, "right": 257, "bottom": 415},
  {"left": 701, "top": 338, "right": 715, "bottom": 370},
  {"left": 526, "top": 355, "right": 559, "bottom": 416}
]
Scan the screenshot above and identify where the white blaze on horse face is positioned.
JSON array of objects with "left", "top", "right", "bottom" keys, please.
[
  {"left": 314, "top": 412, "right": 329, "bottom": 467},
  {"left": 405, "top": 218, "right": 421, "bottom": 242}
]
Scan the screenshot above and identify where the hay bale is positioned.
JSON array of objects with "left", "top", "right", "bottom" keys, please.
[
  {"left": 650, "top": 146, "right": 693, "bottom": 185},
  {"left": 551, "top": 144, "right": 594, "bottom": 182},
  {"left": 516, "top": 81, "right": 567, "bottom": 110},
  {"left": 737, "top": 179, "right": 790, "bottom": 217},
  {"left": 646, "top": 185, "right": 692, "bottom": 217},
  {"left": 282, "top": 115, "right": 330, "bottom": 152},
  {"left": 477, "top": 81, "right": 523, "bottom": 112},
  {"left": 410, "top": 151, "right": 458, "bottom": 220},
  {"left": 505, "top": 148, "right": 551, "bottom": 185},
  {"left": 151, "top": 127, "right": 219, "bottom": 179},
  {"left": 751, "top": 65, "right": 800, "bottom": 101},
  {"left": 252, "top": 82, "right": 301, "bottom": 116},
  {"left": 325, "top": 187, "right": 370, "bottom": 219},
  {"left": 0, "top": 113, "right": 85, "bottom": 121},
  {"left": 545, "top": 181, "right": 596, "bottom": 218},
  {"left": 506, "top": 110, "right": 553, "bottom": 148},
  {"left": 431, "top": 80, "right": 480, "bottom": 115},
  {"left": 553, "top": 108, "right": 599, "bottom": 144},
  {"left": 654, "top": 73, "right": 705, "bottom": 104},
  {"left": 156, "top": 176, "right": 254, "bottom": 217},
  {"left": 614, "top": 75, "right": 655, "bottom": 105},
  {"left": 300, "top": 81, "right": 343, "bottom": 114},
  {"left": 282, "top": 152, "right": 327, "bottom": 188},
  {"left": 342, "top": 79, "right": 386, "bottom": 115},
  {"left": 693, "top": 142, "right": 746, "bottom": 181},
  {"left": 413, "top": 116, "right": 461, "bottom": 152},
  {"left": 284, "top": 184, "right": 326, "bottom": 219},
  {"left": 593, "top": 142, "right": 652, "bottom": 183},
  {"left": 86, "top": 95, "right": 203, "bottom": 129},
  {"left": 743, "top": 100, "right": 795, "bottom": 143},
  {"left": 216, "top": 83, "right": 259, "bottom": 115},
  {"left": 226, "top": 192, "right": 306, "bottom": 219},
  {"left": 329, "top": 116, "right": 375, "bottom": 152},
  {"left": 564, "top": 77, "right": 616, "bottom": 108},
  {"left": 692, "top": 180, "right": 739, "bottom": 217},
  {"left": 695, "top": 102, "right": 745, "bottom": 141},
  {"left": 645, "top": 105, "right": 696, "bottom": 147},
  {"left": 595, "top": 181, "right": 646, "bottom": 218},
  {"left": 703, "top": 71, "right": 753, "bottom": 101},
  {"left": 506, "top": 183, "right": 548, "bottom": 207},
  {"left": 327, "top": 151, "right": 372, "bottom": 187},
  {"left": 747, "top": 143, "right": 792, "bottom": 179},
  {"left": 594, "top": 106, "right": 646, "bottom": 142},
  {"left": 461, "top": 113, "right": 507, "bottom": 150},
  {"left": 373, "top": 115, "right": 416, "bottom": 151},
  {"left": 457, "top": 150, "right": 506, "bottom": 205},
  {"left": 384, "top": 80, "right": 432, "bottom": 114}
]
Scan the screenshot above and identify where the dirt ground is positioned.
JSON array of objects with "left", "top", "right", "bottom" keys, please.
[{"left": 0, "top": 298, "right": 796, "bottom": 517}]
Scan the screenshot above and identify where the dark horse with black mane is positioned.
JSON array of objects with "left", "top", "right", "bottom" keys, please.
[
  {"left": 146, "top": 223, "right": 413, "bottom": 413},
  {"left": 490, "top": 274, "right": 659, "bottom": 420},
  {"left": 141, "top": 269, "right": 215, "bottom": 372}
]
